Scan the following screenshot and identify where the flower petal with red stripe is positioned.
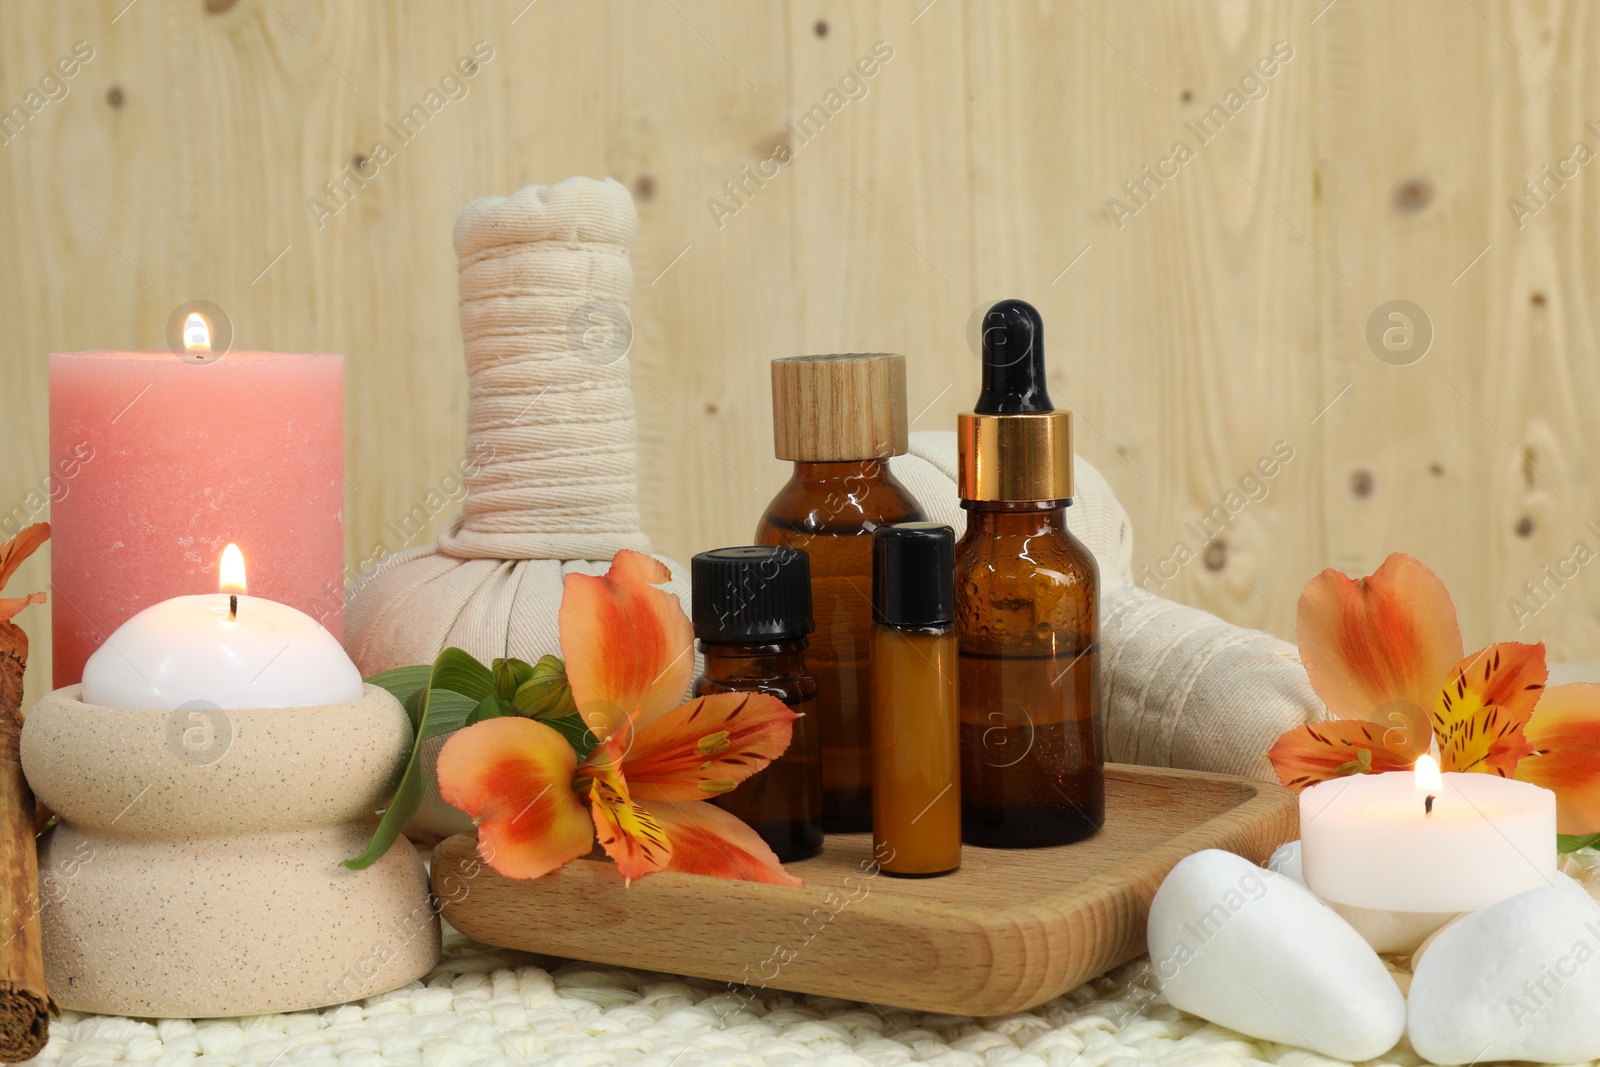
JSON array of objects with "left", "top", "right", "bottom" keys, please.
[
  {"left": 1517, "top": 683, "right": 1600, "bottom": 835},
  {"left": 1267, "top": 719, "right": 1416, "bottom": 791},
  {"left": 644, "top": 799, "right": 803, "bottom": 887},
  {"left": 620, "top": 691, "right": 798, "bottom": 803},
  {"left": 1296, "top": 554, "right": 1464, "bottom": 755},
  {"left": 586, "top": 752, "right": 672, "bottom": 884},
  {"left": 559, "top": 550, "right": 695, "bottom": 741},
  {"left": 436, "top": 717, "right": 595, "bottom": 880},
  {"left": 1432, "top": 642, "right": 1545, "bottom": 776}
]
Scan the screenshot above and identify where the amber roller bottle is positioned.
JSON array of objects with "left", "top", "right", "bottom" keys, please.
[
  {"left": 956, "top": 299, "right": 1104, "bottom": 848},
  {"left": 870, "top": 523, "right": 961, "bottom": 877},
  {"left": 756, "top": 355, "right": 926, "bottom": 832},
  {"left": 692, "top": 545, "right": 824, "bottom": 862}
]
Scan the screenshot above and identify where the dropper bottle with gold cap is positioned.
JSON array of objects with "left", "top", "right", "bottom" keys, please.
[
  {"left": 757, "top": 354, "right": 927, "bottom": 832},
  {"left": 956, "top": 301, "right": 1104, "bottom": 848}
]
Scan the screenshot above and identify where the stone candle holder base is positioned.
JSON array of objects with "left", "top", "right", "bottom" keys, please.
[{"left": 20, "top": 684, "right": 440, "bottom": 1018}]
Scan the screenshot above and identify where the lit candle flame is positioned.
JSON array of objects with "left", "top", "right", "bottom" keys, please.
[
  {"left": 183, "top": 311, "right": 213, "bottom": 353},
  {"left": 219, "top": 543, "right": 247, "bottom": 595},
  {"left": 1414, "top": 753, "right": 1443, "bottom": 793},
  {"left": 1415, "top": 753, "right": 1442, "bottom": 815}
]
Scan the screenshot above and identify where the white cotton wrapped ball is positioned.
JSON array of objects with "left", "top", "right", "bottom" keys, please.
[{"left": 344, "top": 178, "right": 689, "bottom": 839}]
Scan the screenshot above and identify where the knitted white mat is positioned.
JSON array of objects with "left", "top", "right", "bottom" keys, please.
[
  {"left": 25, "top": 926, "right": 1584, "bottom": 1067},
  {"left": 34, "top": 783, "right": 1600, "bottom": 1067}
]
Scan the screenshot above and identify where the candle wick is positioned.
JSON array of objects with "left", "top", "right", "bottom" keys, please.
[
  {"left": 229, "top": 593, "right": 238, "bottom": 621},
  {"left": 1425, "top": 794, "right": 1436, "bottom": 816}
]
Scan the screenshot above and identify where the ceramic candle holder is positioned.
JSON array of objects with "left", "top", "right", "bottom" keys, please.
[{"left": 20, "top": 684, "right": 440, "bottom": 1018}]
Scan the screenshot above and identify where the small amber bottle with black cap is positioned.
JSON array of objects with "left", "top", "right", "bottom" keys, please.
[
  {"left": 870, "top": 522, "right": 960, "bottom": 877},
  {"left": 956, "top": 299, "right": 1104, "bottom": 848},
  {"left": 691, "top": 545, "right": 824, "bottom": 862},
  {"left": 756, "top": 354, "right": 926, "bottom": 832}
]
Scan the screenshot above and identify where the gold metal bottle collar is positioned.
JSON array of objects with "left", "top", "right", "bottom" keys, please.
[{"left": 957, "top": 410, "right": 1074, "bottom": 502}]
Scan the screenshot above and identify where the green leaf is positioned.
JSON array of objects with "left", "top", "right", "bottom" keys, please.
[
  {"left": 465, "top": 690, "right": 504, "bottom": 728},
  {"left": 431, "top": 647, "right": 496, "bottom": 702},
  {"left": 343, "top": 652, "right": 485, "bottom": 871},
  {"left": 513, "top": 654, "right": 577, "bottom": 720},
  {"left": 417, "top": 689, "right": 480, "bottom": 739},
  {"left": 366, "top": 665, "right": 433, "bottom": 730},
  {"left": 1558, "top": 833, "right": 1600, "bottom": 854},
  {"left": 493, "top": 657, "right": 536, "bottom": 705},
  {"left": 541, "top": 712, "right": 598, "bottom": 761},
  {"left": 367, "top": 664, "right": 433, "bottom": 702}
]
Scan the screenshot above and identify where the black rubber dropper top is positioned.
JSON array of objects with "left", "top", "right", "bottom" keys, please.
[{"left": 975, "top": 299, "right": 1053, "bottom": 414}]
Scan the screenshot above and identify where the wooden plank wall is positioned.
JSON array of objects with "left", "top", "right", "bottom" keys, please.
[{"left": 2, "top": 0, "right": 1597, "bottom": 711}]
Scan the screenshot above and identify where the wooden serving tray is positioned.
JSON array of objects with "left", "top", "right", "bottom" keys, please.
[{"left": 432, "top": 764, "right": 1296, "bottom": 1016}]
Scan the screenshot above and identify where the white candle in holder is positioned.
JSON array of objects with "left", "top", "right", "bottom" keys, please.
[
  {"left": 1301, "top": 756, "right": 1558, "bottom": 915},
  {"left": 25, "top": 534, "right": 436, "bottom": 1016},
  {"left": 80, "top": 543, "right": 362, "bottom": 711}
]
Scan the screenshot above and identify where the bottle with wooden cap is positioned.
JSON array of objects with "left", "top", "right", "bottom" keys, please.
[
  {"left": 955, "top": 300, "right": 1104, "bottom": 848},
  {"left": 692, "top": 545, "right": 823, "bottom": 861},
  {"left": 870, "top": 522, "right": 961, "bottom": 877},
  {"left": 757, "top": 354, "right": 927, "bottom": 832}
]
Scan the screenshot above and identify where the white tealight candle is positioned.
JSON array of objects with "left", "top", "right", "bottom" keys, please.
[
  {"left": 1301, "top": 755, "right": 1558, "bottom": 915},
  {"left": 80, "top": 543, "right": 363, "bottom": 711}
]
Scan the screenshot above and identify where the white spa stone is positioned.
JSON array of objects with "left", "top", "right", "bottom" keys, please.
[
  {"left": 1266, "top": 840, "right": 1303, "bottom": 883},
  {"left": 1409, "top": 878, "right": 1600, "bottom": 1065},
  {"left": 1147, "top": 849, "right": 1404, "bottom": 1062}
]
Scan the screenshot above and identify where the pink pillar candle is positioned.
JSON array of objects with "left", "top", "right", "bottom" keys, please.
[{"left": 49, "top": 351, "right": 345, "bottom": 688}]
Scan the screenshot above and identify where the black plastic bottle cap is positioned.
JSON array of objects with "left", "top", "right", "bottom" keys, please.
[
  {"left": 975, "top": 298, "right": 1053, "bottom": 414},
  {"left": 691, "top": 546, "right": 814, "bottom": 642},
  {"left": 872, "top": 523, "right": 955, "bottom": 629}
]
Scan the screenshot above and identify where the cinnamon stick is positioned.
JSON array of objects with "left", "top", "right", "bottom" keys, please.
[{"left": 0, "top": 621, "right": 55, "bottom": 1062}]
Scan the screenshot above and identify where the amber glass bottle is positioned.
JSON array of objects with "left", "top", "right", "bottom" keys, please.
[
  {"left": 756, "top": 354, "right": 925, "bottom": 833},
  {"left": 692, "top": 545, "right": 823, "bottom": 861},
  {"left": 956, "top": 300, "right": 1104, "bottom": 848},
  {"left": 870, "top": 523, "right": 961, "bottom": 877}
]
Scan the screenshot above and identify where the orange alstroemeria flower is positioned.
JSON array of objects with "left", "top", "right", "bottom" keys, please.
[
  {"left": 1269, "top": 553, "right": 1600, "bottom": 834},
  {"left": 437, "top": 550, "right": 803, "bottom": 886},
  {"left": 0, "top": 523, "right": 49, "bottom": 622}
]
